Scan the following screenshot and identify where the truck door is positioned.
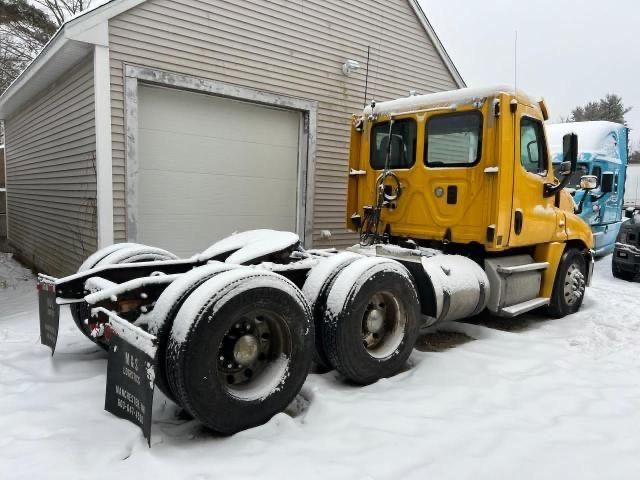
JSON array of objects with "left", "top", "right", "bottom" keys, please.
[{"left": 508, "top": 114, "right": 559, "bottom": 247}]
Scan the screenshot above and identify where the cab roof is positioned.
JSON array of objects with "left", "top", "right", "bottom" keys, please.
[{"left": 363, "top": 85, "right": 541, "bottom": 116}]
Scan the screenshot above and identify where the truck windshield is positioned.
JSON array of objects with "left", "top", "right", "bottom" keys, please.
[
  {"left": 370, "top": 119, "right": 417, "bottom": 170},
  {"left": 554, "top": 162, "right": 589, "bottom": 189}
]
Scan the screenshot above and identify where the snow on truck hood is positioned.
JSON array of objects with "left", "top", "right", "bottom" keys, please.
[{"left": 363, "top": 85, "right": 541, "bottom": 116}]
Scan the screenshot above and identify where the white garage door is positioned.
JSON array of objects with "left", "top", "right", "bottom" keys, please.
[{"left": 136, "top": 85, "right": 302, "bottom": 257}]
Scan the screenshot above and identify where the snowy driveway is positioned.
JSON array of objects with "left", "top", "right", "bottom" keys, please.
[{"left": 1, "top": 253, "right": 639, "bottom": 479}]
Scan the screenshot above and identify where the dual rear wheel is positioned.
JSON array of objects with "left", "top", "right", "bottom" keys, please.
[
  {"left": 304, "top": 256, "right": 420, "bottom": 385},
  {"left": 155, "top": 257, "right": 419, "bottom": 434},
  {"left": 72, "top": 245, "right": 420, "bottom": 433},
  {"left": 163, "top": 270, "right": 314, "bottom": 434}
]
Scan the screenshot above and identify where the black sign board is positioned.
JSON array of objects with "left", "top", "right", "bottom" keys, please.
[
  {"left": 38, "top": 277, "right": 60, "bottom": 354},
  {"left": 105, "top": 334, "right": 155, "bottom": 446}
]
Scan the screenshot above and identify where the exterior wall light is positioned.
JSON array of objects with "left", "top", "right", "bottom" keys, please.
[{"left": 342, "top": 60, "right": 360, "bottom": 76}]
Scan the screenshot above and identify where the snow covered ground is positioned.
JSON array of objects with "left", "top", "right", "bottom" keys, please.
[{"left": 1, "top": 252, "right": 640, "bottom": 479}]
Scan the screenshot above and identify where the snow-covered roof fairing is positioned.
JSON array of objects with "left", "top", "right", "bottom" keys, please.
[
  {"left": 364, "top": 85, "right": 541, "bottom": 116},
  {"left": 546, "top": 121, "right": 627, "bottom": 164}
]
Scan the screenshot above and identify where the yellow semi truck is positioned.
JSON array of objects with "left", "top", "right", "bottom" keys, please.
[{"left": 37, "top": 86, "right": 594, "bottom": 438}]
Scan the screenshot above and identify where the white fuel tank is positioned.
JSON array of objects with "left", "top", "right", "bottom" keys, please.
[{"left": 421, "top": 255, "right": 490, "bottom": 325}]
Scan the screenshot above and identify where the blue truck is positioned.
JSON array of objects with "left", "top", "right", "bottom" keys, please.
[{"left": 547, "top": 121, "right": 628, "bottom": 257}]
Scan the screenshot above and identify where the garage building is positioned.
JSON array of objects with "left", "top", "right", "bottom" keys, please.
[{"left": 0, "top": 0, "right": 463, "bottom": 276}]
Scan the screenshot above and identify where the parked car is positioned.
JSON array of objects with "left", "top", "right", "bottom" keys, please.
[{"left": 612, "top": 209, "right": 640, "bottom": 280}]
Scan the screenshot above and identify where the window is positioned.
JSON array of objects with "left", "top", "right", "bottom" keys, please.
[
  {"left": 591, "top": 165, "right": 602, "bottom": 182},
  {"left": 370, "top": 119, "right": 417, "bottom": 170},
  {"left": 425, "top": 112, "right": 482, "bottom": 167},
  {"left": 520, "top": 117, "right": 548, "bottom": 174}
]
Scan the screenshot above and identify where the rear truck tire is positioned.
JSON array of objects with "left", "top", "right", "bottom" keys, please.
[
  {"left": 547, "top": 248, "right": 587, "bottom": 318},
  {"left": 302, "top": 251, "right": 361, "bottom": 372},
  {"left": 146, "top": 263, "right": 236, "bottom": 402},
  {"left": 320, "top": 257, "right": 420, "bottom": 385},
  {"left": 70, "top": 244, "right": 177, "bottom": 347},
  {"left": 165, "top": 269, "right": 313, "bottom": 434},
  {"left": 612, "top": 262, "right": 635, "bottom": 281}
]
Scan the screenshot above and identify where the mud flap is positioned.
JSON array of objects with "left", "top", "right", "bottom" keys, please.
[
  {"left": 586, "top": 249, "right": 595, "bottom": 286},
  {"left": 37, "top": 275, "right": 60, "bottom": 354},
  {"left": 97, "top": 308, "right": 158, "bottom": 446}
]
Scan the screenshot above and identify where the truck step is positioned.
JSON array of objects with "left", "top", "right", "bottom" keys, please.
[
  {"left": 499, "top": 297, "right": 550, "bottom": 317},
  {"left": 496, "top": 262, "right": 549, "bottom": 275}
]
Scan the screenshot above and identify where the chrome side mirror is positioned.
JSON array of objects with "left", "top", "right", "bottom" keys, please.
[{"left": 579, "top": 175, "right": 598, "bottom": 191}]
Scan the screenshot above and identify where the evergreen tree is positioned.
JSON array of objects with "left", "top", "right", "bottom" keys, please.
[{"left": 569, "top": 94, "right": 631, "bottom": 125}]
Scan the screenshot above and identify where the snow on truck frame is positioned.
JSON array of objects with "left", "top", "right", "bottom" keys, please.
[{"left": 38, "top": 86, "right": 595, "bottom": 438}]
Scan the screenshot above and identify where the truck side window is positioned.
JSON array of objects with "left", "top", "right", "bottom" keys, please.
[
  {"left": 424, "top": 111, "right": 482, "bottom": 167},
  {"left": 370, "top": 119, "right": 417, "bottom": 170},
  {"left": 520, "top": 117, "right": 548, "bottom": 175},
  {"left": 591, "top": 166, "right": 602, "bottom": 183}
]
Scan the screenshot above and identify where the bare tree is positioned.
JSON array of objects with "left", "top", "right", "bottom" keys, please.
[
  {"left": 0, "top": 0, "right": 94, "bottom": 94},
  {"left": 31, "top": 0, "right": 93, "bottom": 27}
]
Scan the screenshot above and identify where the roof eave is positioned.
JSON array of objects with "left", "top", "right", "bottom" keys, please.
[{"left": 0, "top": 0, "right": 146, "bottom": 120}]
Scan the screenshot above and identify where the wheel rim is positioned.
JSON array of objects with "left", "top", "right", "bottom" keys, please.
[
  {"left": 564, "top": 262, "right": 586, "bottom": 306},
  {"left": 217, "top": 309, "right": 292, "bottom": 401},
  {"left": 361, "top": 291, "right": 406, "bottom": 359}
]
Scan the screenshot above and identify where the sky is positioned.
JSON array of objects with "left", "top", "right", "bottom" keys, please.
[{"left": 419, "top": 0, "right": 640, "bottom": 149}]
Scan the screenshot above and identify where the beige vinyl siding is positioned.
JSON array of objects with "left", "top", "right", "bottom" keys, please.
[
  {"left": 5, "top": 58, "right": 97, "bottom": 276},
  {"left": 109, "top": 0, "right": 459, "bottom": 247},
  {"left": 0, "top": 147, "right": 6, "bottom": 238}
]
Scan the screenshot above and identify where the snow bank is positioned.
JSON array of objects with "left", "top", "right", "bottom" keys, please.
[{"left": 0, "top": 253, "right": 32, "bottom": 289}]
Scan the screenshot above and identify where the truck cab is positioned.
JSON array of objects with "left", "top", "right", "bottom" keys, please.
[
  {"left": 547, "top": 121, "right": 628, "bottom": 257},
  {"left": 347, "top": 86, "right": 594, "bottom": 318}
]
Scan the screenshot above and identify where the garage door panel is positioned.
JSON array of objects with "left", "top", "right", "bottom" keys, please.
[
  {"left": 138, "top": 213, "right": 296, "bottom": 256},
  {"left": 139, "top": 86, "right": 300, "bottom": 147},
  {"left": 139, "top": 129, "right": 298, "bottom": 180},
  {"left": 137, "top": 85, "right": 302, "bottom": 257},
  {"left": 137, "top": 170, "right": 297, "bottom": 216}
]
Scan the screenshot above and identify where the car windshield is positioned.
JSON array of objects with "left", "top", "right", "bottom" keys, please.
[{"left": 554, "top": 162, "right": 589, "bottom": 189}]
